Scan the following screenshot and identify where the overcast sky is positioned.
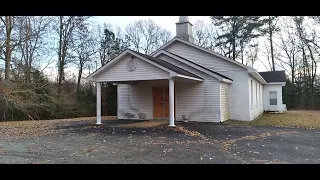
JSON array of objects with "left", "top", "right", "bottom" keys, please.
[{"left": 93, "top": 16, "right": 211, "bottom": 36}]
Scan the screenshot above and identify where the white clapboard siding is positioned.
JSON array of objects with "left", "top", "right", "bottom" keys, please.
[
  {"left": 117, "top": 83, "right": 153, "bottom": 120},
  {"left": 94, "top": 55, "right": 169, "bottom": 82},
  {"left": 175, "top": 78, "right": 220, "bottom": 122},
  {"left": 220, "top": 82, "right": 229, "bottom": 122},
  {"left": 158, "top": 52, "right": 250, "bottom": 121},
  {"left": 157, "top": 54, "right": 221, "bottom": 122},
  {"left": 165, "top": 41, "right": 244, "bottom": 71},
  {"left": 222, "top": 70, "right": 250, "bottom": 121},
  {"left": 248, "top": 75, "right": 264, "bottom": 120}
]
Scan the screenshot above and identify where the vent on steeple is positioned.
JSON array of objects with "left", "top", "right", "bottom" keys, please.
[{"left": 176, "top": 16, "right": 194, "bottom": 43}]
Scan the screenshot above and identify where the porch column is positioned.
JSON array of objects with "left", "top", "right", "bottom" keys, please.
[
  {"left": 96, "top": 82, "right": 102, "bottom": 125},
  {"left": 169, "top": 78, "right": 175, "bottom": 127}
]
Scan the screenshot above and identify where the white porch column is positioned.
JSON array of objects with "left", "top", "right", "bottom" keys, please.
[
  {"left": 169, "top": 78, "right": 175, "bottom": 127},
  {"left": 96, "top": 82, "right": 102, "bottom": 125}
]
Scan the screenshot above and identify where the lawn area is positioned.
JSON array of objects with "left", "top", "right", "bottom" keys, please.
[{"left": 225, "top": 110, "right": 320, "bottom": 129}]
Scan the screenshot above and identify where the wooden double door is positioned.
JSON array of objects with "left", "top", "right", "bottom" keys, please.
[{"left": 153, "top": 87, "right": 169, "bottom": 118}]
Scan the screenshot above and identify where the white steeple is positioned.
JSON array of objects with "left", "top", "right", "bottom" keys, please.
[{"left": 176, "top": 16, "right": 194, "bottom": 43}]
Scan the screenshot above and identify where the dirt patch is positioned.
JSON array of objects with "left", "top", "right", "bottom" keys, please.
[
  {"left": 220, "top": 131, "right": 300, "bottom": 151},
  {"left": 114, "top": 120, "right": 168, "bottom": 128},
  {"left": 0, "top": 116, "right": 116, "bottom": 140},
  {"left": 173, "top": 126, "right": 201, "bottom": 137},
  {"left": 225, "top": 110, "right": 320, "bottom": 129}
]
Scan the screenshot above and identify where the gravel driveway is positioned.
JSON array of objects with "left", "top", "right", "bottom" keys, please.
[{"left": 0, "top": 119, "right": 319, "bottom": 164}]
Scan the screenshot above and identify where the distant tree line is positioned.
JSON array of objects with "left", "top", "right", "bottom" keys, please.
[{"left": 0, "top": 16, "right": 319, "bottom": 121}]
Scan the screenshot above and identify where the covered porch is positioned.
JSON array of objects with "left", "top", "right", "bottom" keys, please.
[
  {"left": 86, "top": 49, "right": 203, "bottom": 127},
  {"left": 95, "top": 77, "right": 202, "bottom": 127}
]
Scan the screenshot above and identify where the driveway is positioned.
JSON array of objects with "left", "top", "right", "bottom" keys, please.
[{"left": 0, "top": 120, "right": 319, "bottom": 164}]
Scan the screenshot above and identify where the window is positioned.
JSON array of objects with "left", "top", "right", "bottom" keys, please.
[
  {"left": 270, "top": 91, "right": 277, "bottom": 105},
  {"left": 251, "top": 80, "right": 253, "bottom": 108},
  {"left": 256, "top": 83, "right": 258, "bottom": 107}
]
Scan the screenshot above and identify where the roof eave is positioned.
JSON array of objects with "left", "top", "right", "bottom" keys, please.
[{"left": 248, "top": 69, "right": 267, "bottom": 84}]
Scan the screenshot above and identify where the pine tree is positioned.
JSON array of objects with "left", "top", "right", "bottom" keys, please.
[{"left": 210, "top": 16, "right": 263, "bottom": 62}]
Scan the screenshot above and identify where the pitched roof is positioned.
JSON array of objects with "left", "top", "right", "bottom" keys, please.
[
  {"left": 258, "top": 71, "right": 287, "bottom": 83},
  {"left": 163, "top": 50, "right": 233, "bottom": 81},
  {"left": 151, "top": 37, "right": 254, "bottom": 71},
  {"left": 131, "top": 50, "right": 202, "bottom": 79}
]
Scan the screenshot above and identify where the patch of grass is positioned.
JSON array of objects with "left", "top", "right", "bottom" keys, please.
[
  {"left": 115, "top": 120, "right": 168, "bottom": 128},
  {"left": 0, "top": 116, "right": 117, "bottom": 139},
  {"left": 225, "top": 110, "right": 320, "bottom": 129}
]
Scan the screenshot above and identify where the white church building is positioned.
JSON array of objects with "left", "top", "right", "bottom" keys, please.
[{"left": 87, "top": 16, "right": 287, "bottom": 126}]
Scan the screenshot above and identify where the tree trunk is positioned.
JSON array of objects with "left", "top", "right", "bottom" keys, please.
[
  {"left": 232, "top": 32, "right": 236, "bottom": 60},
  {"left": 77, "top": 61, "right": 83, "bottom": 98},
  {"left": 268, "top": 16, "right": 275, "bottom": 71},
  {"left": 58, "top": 16, "right": 64, "bottom": 87},
  {"left": 4, "top": 16, "right": 12, "bottom": 80}
]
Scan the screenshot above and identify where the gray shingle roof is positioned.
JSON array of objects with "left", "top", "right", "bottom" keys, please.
[
  {"left": 259, "top": 71, "right": 286, "bottom": 83},
  {"left": 131, "top": 50, "right": 202, "bottom": 80},
  {"left": 163, "top": 50, "right": 233, "bottom": 81}
]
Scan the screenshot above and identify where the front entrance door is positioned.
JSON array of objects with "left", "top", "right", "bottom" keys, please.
[
  {"left": 269, "top": 91, "right": 278, "bottom": 111},
  {"left": 153, "top": 87, "right": 169, "bottom": 118}
]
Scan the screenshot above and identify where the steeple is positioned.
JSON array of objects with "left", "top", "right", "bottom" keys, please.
[{"left": 176, "top": 16, "right": 194, "bottom": 43}]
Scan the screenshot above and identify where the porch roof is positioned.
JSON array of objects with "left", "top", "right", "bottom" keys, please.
[{"left": 86, "top": 49, "right": 203, "bottom": 82}]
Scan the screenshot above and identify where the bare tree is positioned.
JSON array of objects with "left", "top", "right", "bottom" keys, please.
[
  {"left": 125, "top": 19, "right": 172, "bottom": 54},
  {"left": 56, "top": 16, "right": 88, "bottom": 87},
  {"left": 71, "top": 23, "right": 97, "bottom": 97},
  {"left": 276, "top": 17, "right": 299, "bottom": 85},
  {"left": 0, "top": 16, "right": 21, "bottom": 80},
  {"left": 259, "top": 16, "right": 280, "bottom": 71},
  {"left": 193, "top": 20, "right": 212, "bottom": 48},
  {"left": 14, "top": 16, "right": 52, "bottom": 83}
]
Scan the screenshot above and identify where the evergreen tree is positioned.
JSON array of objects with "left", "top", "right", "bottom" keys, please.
[{"left": 210, "top": 16, "right": 263, "bottom": 62}]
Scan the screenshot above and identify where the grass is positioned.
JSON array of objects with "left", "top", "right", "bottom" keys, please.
[
  {"left": 0, "top": 116, "right": 117, "bottom": 140},
  {"left": 225, "top": 110, "right": 320, "bottom": 129}
]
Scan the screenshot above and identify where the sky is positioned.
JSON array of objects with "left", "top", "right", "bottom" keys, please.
[
  {"left": 2, "top": 16, "right": 273, "bottom": 81},
  {"left": 93, "top": 16, "right": 211, "bottom": 37},
  {"left": 91, "top": 16, "right": 270, "bottom": 72}
]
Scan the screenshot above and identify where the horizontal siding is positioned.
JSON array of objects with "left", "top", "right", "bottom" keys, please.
[
  {"left": 175, "top": 77, "right": 220, "bottom": 122},
  {"left": 165, "top": 41, "right": 244, "bottom": 72},
  {"left": 162, "top": 42, "right": 251, "bottom": 121},
  {"left": 249, "top": 75, "right": 264, "bottom": 120},
  {"left": 157, "top": 54, "right": 221, "bottom": 122},
  {"left": 117, "top": 83, "right": 153, "bottom": 120},
  {"left": 220, "top": 82, "right": 229, "bottom": 122},
  {"left": 95, "top": 55, "right": 169, "bottom": 82}
]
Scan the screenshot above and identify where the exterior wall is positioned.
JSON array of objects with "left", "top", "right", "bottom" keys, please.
[
  {"left": 117, "top": 80, "right": 168, "bottom": 120},
  {"left": 175, "top": 78, "right": 220, "bottom": 122},
  {"left": 94, "top": 55, "right": 169, "bottom": 82},
  {"left": 220, "top": 82, "right": 230, "bottom": 122},
  {"left": 248, "top": 75, "right": 264, "bottom": 120},
  {"left": 157, "top": 54, "right": 221, "bottom": 122},
  {"left": 263, "top": 84, "right": 284, "bottom": 112},
  {"left": 117, "top": 54, "right": 221, "bottom": 122},
  {"left": 160, "top": 44, "right": 250, "bottom": 121}
]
